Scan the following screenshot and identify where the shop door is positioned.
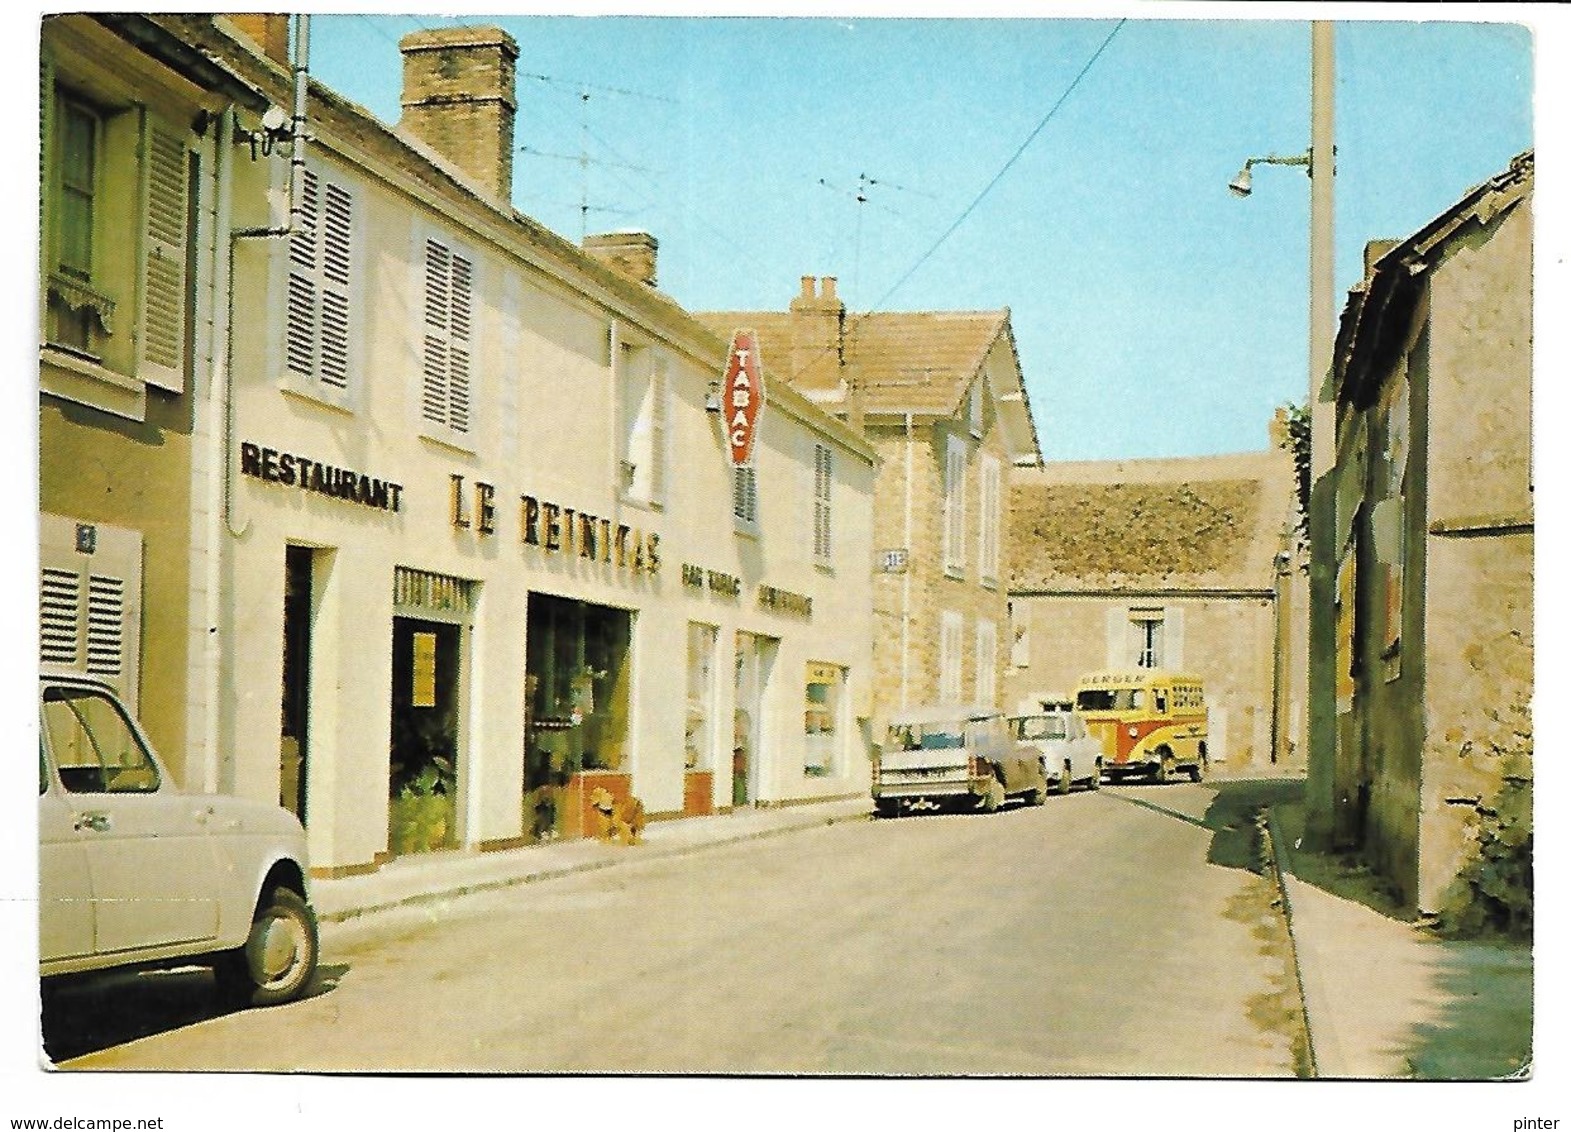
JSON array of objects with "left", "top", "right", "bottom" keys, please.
[
  {"left": 389, "top": 617, "right": 462, "bottom": 854},
  {"left": 279, "top": 546, "right": 313, "bottom": 821},
  {"left": 732, "top": 633, "right": 777, "bottom": 807}
]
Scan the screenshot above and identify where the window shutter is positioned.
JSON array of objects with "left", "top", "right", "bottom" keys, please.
[
  {"left": 285, "top": 169, "right": 319, "bottom": 379},
  {"left": 814, "top": 444, "right": 832, "bottom": 560},
  {"left": 448, "top": 250, "right": 473, "bottom": 433},
  {"left": 944, "top": 437, "right": 966, "bottom": 571},
  {"left": 1106, "top": 606, "right": 1126, "bottom": 668},
  {"left": 421, "top": 238, "right": 451, "bottom": 428},
  {"left": 319, "top": 181, "right": 352, "bottom": 389},
  {"left": 39, "top": 515, "right": 142, "bottom": 708},
  {"left": 422, "top": 238, "right": 473, "bottom": 435},
  {"left": 138, "top": 114, "right": 188, "bottom": 393},
  {"left": 287, "top": 170, "right": 354, "bottom": 392},
  {"left": 649, "top": 356, "right": 668, "bottom": 505}
]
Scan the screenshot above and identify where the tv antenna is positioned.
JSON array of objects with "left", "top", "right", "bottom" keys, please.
[{"left": 817, "top": 173, "right": 935, "bottom": 301}]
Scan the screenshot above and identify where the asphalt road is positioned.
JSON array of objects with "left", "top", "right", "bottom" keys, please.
[{"left": 47, "top": 779, "right": 1308, "bottom": 1075}]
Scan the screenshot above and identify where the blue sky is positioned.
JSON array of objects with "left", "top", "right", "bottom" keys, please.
[{"left": 306, "top": 8, "right": 1535, "bottom": 462}]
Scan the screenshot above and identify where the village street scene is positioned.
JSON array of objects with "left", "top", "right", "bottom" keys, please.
[{"left": 14, "top": 7, "right": 1546, "bottom": 1131}]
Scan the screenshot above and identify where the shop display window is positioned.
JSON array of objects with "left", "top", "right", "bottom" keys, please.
[{"left": 804, "top": 662, "right": 843, "bottom": 778}]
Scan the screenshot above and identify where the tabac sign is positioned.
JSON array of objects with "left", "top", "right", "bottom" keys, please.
[{"left": 722, "top": 329, "right": 764, "bottom": 467}]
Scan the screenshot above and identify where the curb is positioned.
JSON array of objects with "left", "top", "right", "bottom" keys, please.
[
  {"left": 1262, "top": 805, "right": 1319, "bottom": 1078},
  {"left": 319, "top": 804, "right": 872, "bottom": 926}
]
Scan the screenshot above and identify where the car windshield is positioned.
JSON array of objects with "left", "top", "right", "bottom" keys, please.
[
  {"left": 1014, "top": 715, "right": 1068, "bottom": 741},
  {"left": 1076, "top": 688, "right": 1145, "bottom": 712},
  {"left": 887, "top": 722, "right": 966, "bottom": 751}
]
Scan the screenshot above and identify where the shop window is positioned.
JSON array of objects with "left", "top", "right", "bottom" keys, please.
[
  {"left": 686, "top": 623, "right": 717, "bottom": 772},
  {"left": 285, "top": 165, "right": 356, "bottom": 402},
  {"left": 804, "top": 662, "right": 843, "bottom": 777},
  {"left": 388, "top": 617, "right": 462, "bottom": 855},
  {"left": 524, "top": 595, "right": 633, "bottom": 841}
]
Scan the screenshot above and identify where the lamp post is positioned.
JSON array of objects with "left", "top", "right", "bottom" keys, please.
[{"left": 1230, "top": 21, "right": 1335, "bottom": 840}]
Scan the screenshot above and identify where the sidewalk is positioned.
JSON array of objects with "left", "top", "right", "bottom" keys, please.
[
  {"left": 311, "top": 796, "right": 872, "bottom": 924},
  {"left": 1266, "top": 799, "right": 1533, "bottom": 1080}
]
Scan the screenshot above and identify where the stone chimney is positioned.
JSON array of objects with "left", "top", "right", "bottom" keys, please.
[
  {"left": 583, "top": 231, "right": 659, "bottom": 288},
  {"left": 228, "top": 14, "right": 292, "bottom": 66},
  {"left": 398, "top": 26, "right": 519, "bottom": 203},
  {"left": 788, "top": 276, "right": 845, "bottom": 391}
]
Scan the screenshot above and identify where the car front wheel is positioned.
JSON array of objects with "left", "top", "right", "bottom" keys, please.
[{"left": 216, "top": 887, "right": 319, "bottom": 1008}]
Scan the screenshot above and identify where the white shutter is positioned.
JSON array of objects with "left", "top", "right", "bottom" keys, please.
[
  {"left": 1105, "top": 606, "right": 1125, "bottom": 668},
  {"left": 823, "top": 442, "right": 835, "bottom": 562},
  {"left": 422, "top": 238, "right": 451, "bottom": 428},
  {"left": 1167, "top": 606, "right": 1185, "bottom": 670},
  {"left": 138, "top": 113, "right": 188, "bottom": 393},
  {"left": 40, "top": 514, "right": 143, "bottom": 708},
  {"left": 975, "top": 619, "right": 997, "bottom": 707},
  {"left": 287, "top": 170, "right": 354, "bottom": 392},
  {"left": 944, "top": 436, "right": 967, "bottom": 572},
  {"left": 285, "top": 169, "right": 319, "bottom": 379},
  {"left": 319, "top": 181, "right": 352, "bottom": 389},
  {"left": 448, "top": 249, "right": 473, "bottom": 433},
  {"left": 979, "top": 455, "right": 1000, "bottom": 581},
  {"left": 940, "top": 611, "right": 963, "bottom": 704},
  {"left": 649, "top": 355, "right": 669, "bottom": 505}
]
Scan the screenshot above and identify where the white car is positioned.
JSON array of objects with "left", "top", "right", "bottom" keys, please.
[
  {"left": 1009, "top": 711, "right": 1103, "bottom": 795},
  {"left": 38, "top": 670, "right": 319, "bottom": 1006}
]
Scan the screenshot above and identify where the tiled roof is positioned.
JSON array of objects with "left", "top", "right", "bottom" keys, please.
[
  {"left": 1008, "top": 450, "right": 1294, "bottom": 593},
  {"left": 693, "top": 309, "right": 1010, "bottom": 416}
]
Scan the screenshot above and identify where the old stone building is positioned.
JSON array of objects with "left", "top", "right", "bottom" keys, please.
[
  {"left": 1006, "top": 424, "right": 1305, "bottom": 771},
  {"left": 697, "top": 281, "right": 1043, "bottom": 725},
  {"left": 1321, "top": 151, "right": 1532, "bottom": 923}
]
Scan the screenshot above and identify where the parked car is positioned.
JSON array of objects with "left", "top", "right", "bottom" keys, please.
[
  {"left": 1009, "top": 711, "right": 1102, "bottom": 794},
  {"left": 38, "top": 669, "right": 319, "bottom": 1006},
  {"left": 873, "top": 707, "right": 1048, "bottom": 817}
]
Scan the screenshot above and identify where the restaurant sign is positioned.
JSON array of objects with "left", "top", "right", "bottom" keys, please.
[{"left": 722, "top": 329, "right": 764, "bottom": 468}]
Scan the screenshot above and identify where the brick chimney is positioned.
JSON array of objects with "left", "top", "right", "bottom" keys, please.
[
  {"left": 398, "top": 26, "right": 519, "bottom": 203},
  {"left": 228, "top": 14, "right": 291, "bottom": 66},
  {"left": 788, "top": 276, "right": 845, "bottom": 391},
  {"left": 583, "top": 231, "right": 659, "bottom": 288}
]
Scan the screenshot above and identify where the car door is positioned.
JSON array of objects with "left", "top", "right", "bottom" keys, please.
[
  {"left": 41, "top": 682, "right": 224, "bottom": 957},
  {"left": 38, "top": 742, "right": 95, "bottom": 965}
]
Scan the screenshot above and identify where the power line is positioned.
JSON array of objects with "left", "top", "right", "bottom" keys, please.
[{"left": 868, "top": 18, "right": 1127, "bottom": 314}]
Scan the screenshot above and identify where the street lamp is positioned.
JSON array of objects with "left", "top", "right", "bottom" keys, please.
[
  {"left": 1228, "top": 21, "right": 1336, "bottom": 844},
  {"left": 1227, "top": 151, "right": 1312, "bottom": 198}
]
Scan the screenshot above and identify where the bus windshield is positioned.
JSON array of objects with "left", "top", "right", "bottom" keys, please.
[{"left": 1076, "top": 688, "right": 1146, "bottom": 712}]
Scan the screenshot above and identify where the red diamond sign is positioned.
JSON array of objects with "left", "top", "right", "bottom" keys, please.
[{"left": 722, "top": 329, "right": 765, "bottom": 468}]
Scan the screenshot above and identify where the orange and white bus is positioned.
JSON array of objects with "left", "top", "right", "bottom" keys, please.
[{"left": 1073, "top": 670, "right": 1208, "bottom": 784}]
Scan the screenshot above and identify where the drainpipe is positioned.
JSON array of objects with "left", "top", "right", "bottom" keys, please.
[
  {"left": 901, "top": 412, "right": 914, "bottom": 710},
  {"left": 224, "top": 14, "right": 309, "bottom": 537},
  {"left": 209, "top": 15, "right": 310, "bottom": 794}
]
